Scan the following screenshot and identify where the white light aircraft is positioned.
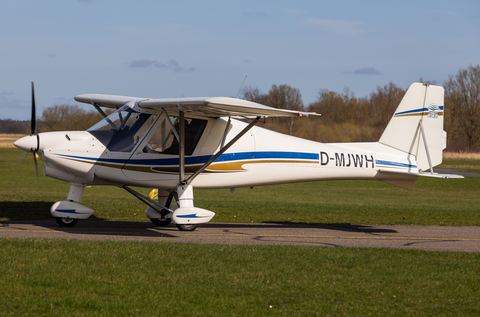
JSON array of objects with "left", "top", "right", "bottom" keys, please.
[{"left": 14, "top": 82, "right": 462, "bottom": 231}]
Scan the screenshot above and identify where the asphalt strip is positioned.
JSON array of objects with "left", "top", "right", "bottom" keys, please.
[{"left": 1, "top": 220, "right": 479, "bottom": 252}]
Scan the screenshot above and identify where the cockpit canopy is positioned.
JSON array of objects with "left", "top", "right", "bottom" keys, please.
[
  {"left": 88, "top": 106, "right": 154, "bottom": 152},
  {"left": 88, "top": 106, "right": 207, "bottom": 155}
]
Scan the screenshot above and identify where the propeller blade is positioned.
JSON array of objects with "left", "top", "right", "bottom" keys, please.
[
  {"left": 21, "top": 151, "right": 28, "bottom": 163},
  {"left": 31, "top": 81, "right": 36, "bottom": 135}
]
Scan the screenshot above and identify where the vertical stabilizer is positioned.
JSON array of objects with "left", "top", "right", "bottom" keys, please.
[{"left": 379, "top": 83, "right": 444, "bottom": 171}]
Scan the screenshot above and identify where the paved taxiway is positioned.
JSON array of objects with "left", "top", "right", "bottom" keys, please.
[{"left": 1, "top": 220, "right": 478, "bottom": 252}]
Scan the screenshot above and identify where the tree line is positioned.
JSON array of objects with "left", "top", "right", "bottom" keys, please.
[
  {"left": 243, "top": 64, "right": 480, "bottom": 152},
  {"left": 2, "top": 65, "right": 479, "bottom": 151},
  {"left": 0, "top": 105, "right": 104, "bottom": 135}
]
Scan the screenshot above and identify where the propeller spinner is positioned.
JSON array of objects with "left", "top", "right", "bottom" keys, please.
[{"left": 13, "top": 82, "right": 40, "bottom": 183}]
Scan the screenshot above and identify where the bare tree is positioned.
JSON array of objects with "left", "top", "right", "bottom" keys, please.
[
  {"left": 41, "top": 105, "right": 103, "bottom": 132},
  {"left": 309, "top": 88, "right": 367, "bottom": 124},
  {"left": 418, "top": 77, "right": 438, "bottom": 85},
  {"left": 264, "top": 84, "right": 304, "bottom": 111},
  {"left": 241, "top": 86, "right": 266, "bottom": 104},
  {"left": 263, "top": 84, "right": 304, "bottom": 135},
  {"left": 444, "top": 64, "right": 480, "bottom": 151},
  {"left": 307, "top": 88, "right": 374, "bottom": 142},
  {"left": 368, "top": 82, "right": 405, "bottom": 130},
  {"left": 308, "top": 89, "right": 345, "bottom": 122},
  {"left": 0, "top": 120, "right": 30, "bottom": 134}
]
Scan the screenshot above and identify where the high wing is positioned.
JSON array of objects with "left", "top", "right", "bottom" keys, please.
[
  {"left": 74, "top": 94, "right": 320, "bottom": 118},
  {"left": 74, "top": 94, "right": 136, "bottom": 109}
]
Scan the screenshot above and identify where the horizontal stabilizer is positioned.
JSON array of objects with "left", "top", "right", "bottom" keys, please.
[
  {"left": 419, "top": 172, "right": 464, "bottom": 179},
  {"left": 377, "top": 169, "right": 418, "bottom": 190},
  {"left": 377, "top": 168, "right": 463, "bottom": 190},
  {"left": 378, "top": 168, "right": 463, "bottom": 179}
]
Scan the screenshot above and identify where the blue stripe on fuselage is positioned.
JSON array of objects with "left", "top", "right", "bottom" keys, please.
[
  {"left": 56, "top": 151, "right": 319, "bottom": 166},
  {"left": 375, "top": 160, "right": 417, "bottom": 168},
  {"left": 57, "top": 153, "right": 416, "bottom": 170}
]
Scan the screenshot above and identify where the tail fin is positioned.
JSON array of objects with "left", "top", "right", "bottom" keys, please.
[{"left": 379, "top": 83, "right": 444, "bottom": 171}]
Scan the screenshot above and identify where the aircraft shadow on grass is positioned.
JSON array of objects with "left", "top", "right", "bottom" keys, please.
[
  {"left": 0, "top": 209, "right": 397, "bottom": 238},
  {"left": 0, "top": 202, "right": 105, "bottom": 222},
  {"left": 265, "top": 222, "right": 398, "bottom": 234},
  {"left": 47, "top": 222, "right": 396, "bottom": 239}
]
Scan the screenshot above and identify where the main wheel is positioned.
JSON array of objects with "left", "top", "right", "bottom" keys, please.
[
  {"left": 55, "top": 217, "right": 78, "bottom": 227},
  {"left": 150, "top": 217, "right": 172, "bottom": 227},
  {"left": 176, "top": 224, "right": 198, "bottom": 231}
]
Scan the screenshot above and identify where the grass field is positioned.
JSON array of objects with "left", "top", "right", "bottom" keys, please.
[
  {"left": 0, "top": 133, "right": 25, "bottom": 148},
  {"left": 1, "top": 148, "right": 479, "bottom": 226},
  {"left": 1, "top": 144, "right": 479, "bottom": 315},
  {"left": 0, "top": 239, "right": 479, "bottom": 316}
]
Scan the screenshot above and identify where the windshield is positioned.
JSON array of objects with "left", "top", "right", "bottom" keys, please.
[{"left": 88, "top": 106, "right": 157, "bottom": 152}]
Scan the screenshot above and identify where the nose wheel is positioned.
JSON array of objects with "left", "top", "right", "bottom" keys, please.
[
  {"left": 176, "top": 224, "right": 198, "bottom": 231},
  {"left": 150, "top": 217, "right": 172, "bottom": 227},
  {"left": 55, "top": 217, "right": 78, "bottom": 227}
]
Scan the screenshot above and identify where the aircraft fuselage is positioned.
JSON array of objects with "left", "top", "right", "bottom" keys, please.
[{"left": 16, "top": 117, "right": 418, "bottom": 191}]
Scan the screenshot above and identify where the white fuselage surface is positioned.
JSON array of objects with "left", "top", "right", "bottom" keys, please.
[{"left": 36, "top": 117, "right": 418, "bottom": 191}]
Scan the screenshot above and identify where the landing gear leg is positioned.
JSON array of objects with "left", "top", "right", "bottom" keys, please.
[
  {"left": 172, "top": 184, "right": 213, "bottom": 232},
  {"left": 51, "top": 184, "right": 92, "bottom": 228},
  {"left": 175, "top": 184, "right": 197, "bottom": 232}
]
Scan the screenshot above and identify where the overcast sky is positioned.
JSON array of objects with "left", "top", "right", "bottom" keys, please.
[{"left": 1, "top": 0, "right": 479, "bottom": 120}]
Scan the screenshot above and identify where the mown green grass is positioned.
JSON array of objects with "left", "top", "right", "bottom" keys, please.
[
  {"left": 0, "top": 239, "right": 479, "bottom": 316},
  {"left": 195, "top": 176, "right": 479, "bottom": 226},
  {"left": 1, "top": 148, "right": 479, "bottom": 226},
  {"left": 439, "top": 158, "right": 480, "bottom": 173},
  {"left": 2, "top": 150, "right": 480, "bottom": 315},
  {"left": 0, "top": 148, "right": 150, "bottom": 222}
]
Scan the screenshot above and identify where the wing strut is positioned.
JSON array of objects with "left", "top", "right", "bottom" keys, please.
[
  {"left": 91, "top": 102, "right": 108, "bottom": 119},
  {"left": 177, "top": 115, "right": 261, "bottom": 186},
  {"left": 416, "top": 85, "right": 434, "bottom": 175},
  {"left": 92, "top": 102, "right": 117, "bottom": 129},
  {"left": 161, "top": 108, "right": 180, "bottom": 141},
  {"left": 220, "top": 117, "right": 231, "bottom": 148},
  {"left": 123, "top": 185, "right": 174, "bottom": 214},
  {"left": 419, "top": 120, "right": 434, "bottom": 175},
  {"left": 179, "top": 110, "right": 186, "bottom": 184}
]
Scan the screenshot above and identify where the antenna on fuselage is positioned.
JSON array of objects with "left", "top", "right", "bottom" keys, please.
[{"left": 235, "top": 75, "right": 247, "bottom": 98}]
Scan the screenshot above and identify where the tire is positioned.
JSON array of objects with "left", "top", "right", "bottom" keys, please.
[
  {"left": 176, "top": 224, "right": 198, "bottom": 231},
  {"left": 150, "top": 217, "right": 172, "bottom": 227},
  {"left": 55, "top": 217, "right": 78, "bottom": 227}
]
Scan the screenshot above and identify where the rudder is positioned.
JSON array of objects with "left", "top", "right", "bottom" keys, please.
[{"left": 379, "top": 83, "right": 444, "bottom": 171}]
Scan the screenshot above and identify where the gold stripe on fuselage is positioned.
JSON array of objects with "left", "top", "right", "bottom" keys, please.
[{"left": 62, "top": 156, "right": 318, "bottom": 175}]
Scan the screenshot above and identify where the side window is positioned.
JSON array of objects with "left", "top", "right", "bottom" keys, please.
[{"left": 143, "top": 116, "right": 207, "bottom": 156}]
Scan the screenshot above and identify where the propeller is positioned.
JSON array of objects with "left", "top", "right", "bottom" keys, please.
[
  {"left": 31, "top": 82, "right": 40, "bottom": 184},
  {"left": 31, "top": 82, "right": 36, "bottom": 136},
  {"left": 14, "top": 82, "right": 41, "bottom": 184}
]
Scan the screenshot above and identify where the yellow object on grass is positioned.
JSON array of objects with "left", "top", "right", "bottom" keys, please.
[{"left": 148, "top": 189, "right": 158, "bottom": 200}]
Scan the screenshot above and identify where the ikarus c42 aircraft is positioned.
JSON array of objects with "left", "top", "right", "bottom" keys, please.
[{"left": 14, "top": 82, "right": 462, "bottom": 231}]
